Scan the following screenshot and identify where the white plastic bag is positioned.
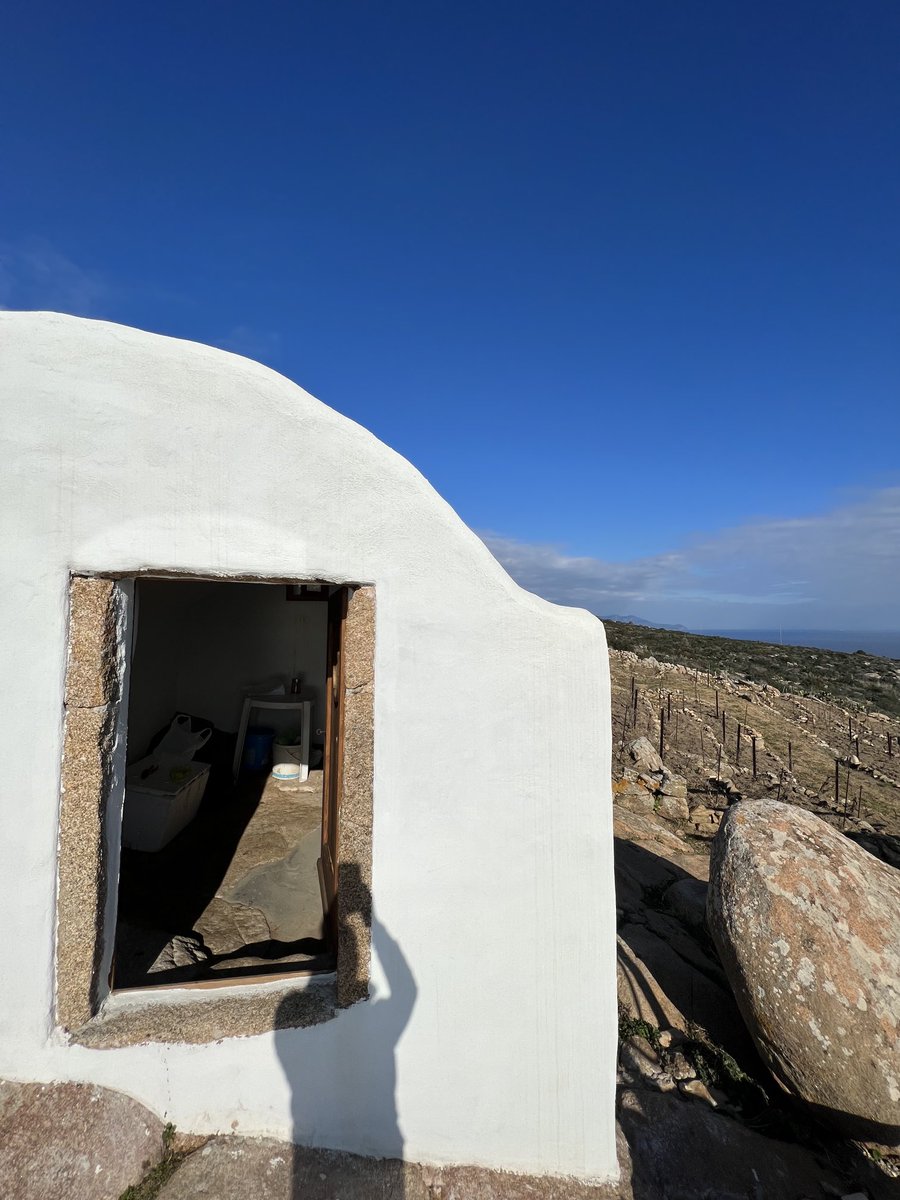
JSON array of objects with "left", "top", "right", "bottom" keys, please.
[{"left": 154, "top": 714, "right": 211, "bottom": 760}]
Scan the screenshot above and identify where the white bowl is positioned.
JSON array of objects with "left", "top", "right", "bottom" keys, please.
[{"left": 272, "top": 761, "right": 301, "bottom": 782}]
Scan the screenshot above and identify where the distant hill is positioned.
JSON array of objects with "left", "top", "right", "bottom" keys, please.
[
  {"left": 604, "top": 619, "right": 900, "bottom": 718},
  {"left": 602, "top": 613, "right": 688, "bottom": 632}
]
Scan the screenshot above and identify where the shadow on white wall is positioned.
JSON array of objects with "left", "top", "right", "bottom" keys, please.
[{"left": 275, "top": 865, "right": 417, "bottom": 1194}]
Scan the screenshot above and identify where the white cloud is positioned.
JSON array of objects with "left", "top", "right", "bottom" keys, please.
[
  {"left": 481, "top": 486, "right": 900, "bottom": 628},
  {"left": 0, "top": 238, "right": 107, "bottom": 316},
  {"left": 481, "top": 533, "right": 688, "bottom": 609}
]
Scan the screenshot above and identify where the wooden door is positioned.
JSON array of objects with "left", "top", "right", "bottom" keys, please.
[{"left": 319, "top": 587, "right": 347, "bottom": 948}]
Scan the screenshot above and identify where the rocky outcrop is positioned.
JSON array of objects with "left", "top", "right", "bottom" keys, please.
[
  {"left": 617, "top": 1082, "right": 881, "bottom": 1200},
  {"left": 617, "top": 1023, "right": 894, "bottom": 1200},
  {"left": 612, "top": 777, "right": 655, "bottom": 814},
  {"left": 627, "top": 736, "right": 664, "bottom": 773},
  {"left": 847, "top": 829, "right": 900, "bottom": 870},
  {"left": 614, "top": 738, "right": 690, "bottom": 822},
  {"left": 708, "top": 799, "right": 900, "bottom": 1152},
  {"left": 0, "top": 1080, "right": 165, "bottom": 1200},
  {"left": 662, "top": 876, "right": 708, "bottom": 932},
  {"left": 613, "top": 805, "right": 754, "bottom": 1058},
  {"left": 656, "top": 787, "right": 689, "bottom": 823},
  {"left": 687, "top": 803, "right": 723, "bottom": 839}
]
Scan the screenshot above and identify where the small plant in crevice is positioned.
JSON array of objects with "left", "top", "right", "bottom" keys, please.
[
  {"left": 680, "top": 1023, "right": 836, "bottom": 1152},
  {"left": 617, "top": 1005, "right": 663, "bottom": 1051},
  {"left": 681, "top": 1028, "right": 770, "bottom": 1120},
  {"left": 118, "top": 1122, "right": 191, "bottom": 1200},
  {"left": 617, "top": 1009, "right": 863, "bottom": 1166}
]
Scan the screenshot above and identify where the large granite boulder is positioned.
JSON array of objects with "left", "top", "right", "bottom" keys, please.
[
  {"left": 708, "top": 799, "right": 900, "bottom": 1152},
  {"left": 0, "top": 1080, "right": 165, "bottom": 1199}
]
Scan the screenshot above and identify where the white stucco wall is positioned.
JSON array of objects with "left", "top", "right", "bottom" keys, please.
[{"left": 0, "top": 312, "right": 617, "bottom": 1182}]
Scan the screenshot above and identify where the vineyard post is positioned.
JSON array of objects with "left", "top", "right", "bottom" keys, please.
[
  {"left": 618, "top": 705, "right": 629, "bottom": 767},
  {"left": 659, "top": 708, "right": 665, "bottom": 762}
]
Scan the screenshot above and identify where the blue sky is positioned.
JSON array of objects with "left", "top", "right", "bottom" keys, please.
[{"left": 2, "top": 2, "right": 899, "bottom": 628}]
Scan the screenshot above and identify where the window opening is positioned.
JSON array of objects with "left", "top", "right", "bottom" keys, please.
[{"left": 113, "top": 577, "right": 344, "bottom": 990}]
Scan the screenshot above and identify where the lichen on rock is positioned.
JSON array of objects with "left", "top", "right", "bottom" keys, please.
[{"left": 708, "top": 798, "right": 900, "bottom": 1153}]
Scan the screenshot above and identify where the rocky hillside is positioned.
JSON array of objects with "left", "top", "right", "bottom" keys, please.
[
  {"left": 608, "top": 638, "right": 900, "bottom": 839},
  {"left": 610, "top": 631, "right": 900, "bottom": 1197},
  {"left": 605, "top": 620, "right": 900, "bottom": 719}
]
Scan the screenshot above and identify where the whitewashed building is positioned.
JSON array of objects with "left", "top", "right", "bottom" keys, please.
[{"left": 0, "top": 312, "right": 617, "bottom": 1183}]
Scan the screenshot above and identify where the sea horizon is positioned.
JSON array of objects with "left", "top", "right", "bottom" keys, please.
[{"left": 695, "top": 628, "right": 900, "bottom": 660}]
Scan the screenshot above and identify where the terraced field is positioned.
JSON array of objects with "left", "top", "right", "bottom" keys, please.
[{"left": 607, "top": 633, "right": 900, "bottom": 837}]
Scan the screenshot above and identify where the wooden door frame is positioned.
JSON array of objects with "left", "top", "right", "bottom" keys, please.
[
  {"left": 319, "top": 586, "right": 348, "bottom": 951},
  {"left": 318, "top": 584, "right": 376, "bottom": 1009}
]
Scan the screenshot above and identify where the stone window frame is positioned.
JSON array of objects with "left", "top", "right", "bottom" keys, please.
[{"left": 56, "top": 573, "right": 374, "bottom": 1048}]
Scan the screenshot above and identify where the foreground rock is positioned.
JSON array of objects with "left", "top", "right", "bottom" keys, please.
[
  {"left": 0, "top": 1080, "right": 164, "bottom": 1200},
  {"left": 847, "top": 829, "right": 900, "bottom": 871},
  {"left": 613, "top": 804, "right": 757, "bottom": 1063},
  {"left": 708, "top": 799, "right": 900, "bottom": 1152},
  {"left": 158, "top": 1135, "right": 627, "bottom": 1198},
  {"left": 618, "top": 1083, "right": 858, "bottom": 1200}
]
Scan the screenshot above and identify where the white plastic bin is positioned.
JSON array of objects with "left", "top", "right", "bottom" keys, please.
[{"left": 122, "top": 755, "right": 211, "bottom": 852}]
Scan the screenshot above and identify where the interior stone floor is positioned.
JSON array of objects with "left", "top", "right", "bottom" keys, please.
[
  {"left": 115, "top": 769, "right": 328, "bottom": 988},
  {"left": 196, "top": 771, "right": 323, "bottom": 946}
]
